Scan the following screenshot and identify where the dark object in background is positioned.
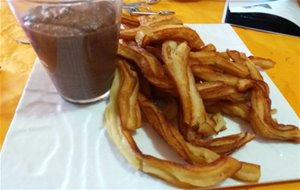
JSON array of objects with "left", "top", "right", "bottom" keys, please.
[{"left": 224, "top": 6, "right": 300, "bottom": 37}]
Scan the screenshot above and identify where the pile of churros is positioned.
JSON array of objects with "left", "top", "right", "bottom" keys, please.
[{"left": 104, "top": 14, "right": 300, "bottom": 188}]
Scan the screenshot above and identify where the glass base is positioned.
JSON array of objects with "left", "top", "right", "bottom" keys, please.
[{"left": 61, "top": 90, "right": 110, "bottom": 104}]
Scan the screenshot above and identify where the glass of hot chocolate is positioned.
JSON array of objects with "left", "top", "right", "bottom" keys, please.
[{"left": 8, "top": 0, "right": 122, "bottom": 103}]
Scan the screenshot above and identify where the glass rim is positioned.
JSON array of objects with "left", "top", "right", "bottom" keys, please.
[{"left": 21, "top": 0, "right": 100, "bottom": 4}]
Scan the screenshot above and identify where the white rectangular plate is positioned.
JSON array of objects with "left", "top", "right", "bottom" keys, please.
[{"left": 1, "top": 24, "right": 299, "bottom": 189}]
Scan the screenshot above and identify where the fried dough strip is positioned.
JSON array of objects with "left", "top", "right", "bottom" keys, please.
[
  {"left": 190, "top": 52, "right": 249, "bottom": 78},
  {"left": 138, "top": 15, "right": 183, "bottom": 27},
  {"left": 178, "top": 111, "right": 254, "bottom": 156},
  {"left": 162, "top": 41, "right": 216, "bottom": 136},
  {"left": 206, "top": 101, "right": 250, "bottom": 121},
  {"left": 226, "top": 50, "right": 246, "bottom": 64},
  {"left": 226, "top": 50, "right": 263, "bottom": 80},
  {"left": 248, "top": 56, "right": 276, "bottom": 69},
  {"left": 138, "top": 93, "right": 213, "bottom": 165},
  {"left": 120, "top": 15, "right": 184, "bottom": 41},
  {"left": 225, "top": 49, "right": 276, "bottom": 70},
  {"left": 196, "top": 82, "right": 248, "bottom": 102},
  {"left": 244, "top": 58, "right": 264, "bottom": 80},
  {"left": 250, "top": 81, "right": 300, "bottom": 142},
  {"left": 121, "top": 14, "right": 140, "bottom": 27},
  {"left": 117, "top": 60, "right": 141, "bottom": 131},
  {"left": 189, "top": 51, "right": 218, "bottom": 65},
  {"left": 200, "top": 133, "right": 255, "bottom": 155},
  {"left": 196, "top": 81, "right": 229, "bottom": 92},
  {"left": 191, "top": 65, "right": 253, "bottom": 91},
  {"left": 136, "top": 25, "right": 204, "bottom": 50},
  {"left": 233, "top": 162, "right": 261, "bottom": 182},
  {"left": 105, "top": 69, "right": 242, "bottom": 188},
  {"left": 182, "top": 126, "right": 254, "bottom": 155},
  {"left": 200, "top": 43, "right": 217, "bottom": 52},
  {"left": 118, "top": 44, "right": 174, "bottom": 91},
  {"left": 138, "top": 93, "right": 260, "bottom": 182},
  {"left": 162, "top": 41, "right": 204, "bottom": 126},
  {"left": 186, "top": 143, "right": 260, "bottom": 183},
  {"left": 120, "top": 27, "right": 141, "bottom": 40}
]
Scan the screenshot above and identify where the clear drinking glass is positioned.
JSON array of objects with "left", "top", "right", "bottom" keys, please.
[{"left": 7, "top": 0, "right": 122, "bottom": 103}]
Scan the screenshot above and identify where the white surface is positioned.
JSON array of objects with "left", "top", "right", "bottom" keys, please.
[
  {"left": 1, "top": 24, "right": 300, "bottom": 189},
  {"left": 228, "top": 0, "right": 300, "bottom": 27}
]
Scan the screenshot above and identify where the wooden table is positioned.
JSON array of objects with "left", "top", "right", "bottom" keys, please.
[{"left": 1, "top": 0, "right": 299, "bottom": 189}]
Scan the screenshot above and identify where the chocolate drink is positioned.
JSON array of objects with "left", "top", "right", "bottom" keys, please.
[{"left": 22, "top": 1, "right": 120, "bottom": 102}]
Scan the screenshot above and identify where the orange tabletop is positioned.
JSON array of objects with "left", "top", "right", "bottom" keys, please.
[{"left": 1, "top": 0, "right": 299, "bottom": 189}]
